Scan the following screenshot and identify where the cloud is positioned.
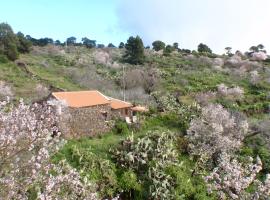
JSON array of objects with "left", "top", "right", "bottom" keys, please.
[{"left": 116, "top": 0, "right": 270, "bottom": 53}]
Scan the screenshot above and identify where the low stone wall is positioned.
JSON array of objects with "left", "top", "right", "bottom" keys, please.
[{"left": 63, "top": 104, "right": 113, "bottom": 138}]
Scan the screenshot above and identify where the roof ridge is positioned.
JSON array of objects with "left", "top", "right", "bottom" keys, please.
[
  {"left": 107, "top": 96, "right": 132, "bottom": 104},
  {"left": 96, "top": 91, "right": 111, "bottom": 100}
]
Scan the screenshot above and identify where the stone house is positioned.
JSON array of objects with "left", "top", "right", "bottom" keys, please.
[{"left": 52, "top": 90, "right": 133, "bottom": 137}]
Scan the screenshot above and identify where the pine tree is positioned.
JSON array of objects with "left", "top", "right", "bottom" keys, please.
[{"left": 124, "top": 36, "right": 145, "bottom": 64}]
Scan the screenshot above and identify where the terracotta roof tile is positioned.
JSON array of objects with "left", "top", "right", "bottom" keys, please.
[
  {"left": 52, "top": 91, "right": 110, "bottom": 108},
  {"left": 109, "top": 98, "right": 132, "bottom": 109},
  {"left": 52, "top": 91, "right": 133, "bottom": 109}
]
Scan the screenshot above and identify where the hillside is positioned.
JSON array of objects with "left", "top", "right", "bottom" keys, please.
[{"left": 1, "top": 45, "right": 270, "bottom": 199}]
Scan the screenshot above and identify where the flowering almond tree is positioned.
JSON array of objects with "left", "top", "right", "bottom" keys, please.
[
  {"left": 186, "top": 104, "right": 249, "bottom": 160},
  {"left": 205, "top": 153, "right": 270, "bottom": 199},
  {"left": 0, "top": 98, "right": 97, "bottom": 199}
]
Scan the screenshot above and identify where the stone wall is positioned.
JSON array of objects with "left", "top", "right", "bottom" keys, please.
[
  {"left": 111, "top": 108, "right": 133, "bottom": 120},
  {"left": 63, "top": 104, "right": 113, "bottom": 138}
]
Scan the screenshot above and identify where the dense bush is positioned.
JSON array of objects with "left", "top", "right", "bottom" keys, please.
[
  {"left": 0, "top": 23, "right": 32, "bottom": 61},
  {"left": 0, "top": 54, "right": 9, "bottom": 63},
  {"left": 111, "top": 131, "right": 213, "bottom": 199},
  {"left": 0, "top": 23, "right": 19, "bottom": 60},
  {"left": 113, "top": 120, "right": 129, "bottom": 135}
]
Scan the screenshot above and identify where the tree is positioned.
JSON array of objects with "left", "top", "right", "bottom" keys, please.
[
  {"left": 0, "top": 99, "right": 97, "bottom": 199},
  {"left": 66, "top": 36, "right": 76, "bottom": 45},
  {"left": 256, "top": 44, "right": 266, "bottom": 53},
  {"left": 124, "top": 36, "right": 145, "bottom": 64},
  {"left": 108, "top": 43, "right": 116, "bottom": 48},
  {"left": 97, "top": 44, "right": 105, "bottom": 48},
  {"left": 198, "top": 43, "right": 212, "bottom": 54},
  {"left": 119, "top": 42, "right": 125, "bottom": 48},
  {"left": 205, "top": 152, "right": 270, "bottom": 199},
  {"left": 163, "top": 45, "right": 174, "bottom": 56},
  {"left": 16, "top": 32, "right": 32, "bottom": 53},
  {"left": 180, "top": 49, "right": 191, "bottom": 54},
  {"left": 257, "top": 44, "right": 264, "bottom": 50},
  {"left": 36, "top": 38, "right": 53, "bottom": 46},
  {"left": 186, "top": 104, "right": 249, "bottom": 159},
  {"left": 173, "top": 42, "right": 179, "bottom": 50},
  {"left": 0, "top": 23, "right": 19, "bottom": 60},
  {"left": 152, "top": 40, "right": 165, "bottom": 51},
  {"left": 82, "top": 37, "right": 96, "bottom": 48},
  {"left": 225, "top": 47, "right": 232, "bottom": 56},
  {"left": 249, "top": 45, "right": 259, "bottom": 53},
  {"left": 54, "top": 40, "right": 61, "bottom": 46}
]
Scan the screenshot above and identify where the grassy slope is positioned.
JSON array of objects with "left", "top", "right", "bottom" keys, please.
[{"left": 1, "top": 46, "right": 269, "bottom": 198}]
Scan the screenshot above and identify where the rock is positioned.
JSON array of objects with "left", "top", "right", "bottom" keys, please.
[{"left": 15, "top": 60, "right": 27, "bottom": 67}]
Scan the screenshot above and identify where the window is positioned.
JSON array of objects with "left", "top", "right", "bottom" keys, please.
[{"left": 101, "top": 111, "right": 108, "bottom": 120}]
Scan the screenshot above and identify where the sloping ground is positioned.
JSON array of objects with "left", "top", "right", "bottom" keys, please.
[
  {"left": 0, "top": 46, "right": 122, "bottom": 102},
  {"left": 1, "top": 46, "right": 270, "bottom": 199}
]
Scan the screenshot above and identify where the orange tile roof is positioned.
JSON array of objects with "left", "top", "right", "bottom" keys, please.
[
  {"left": 109, "top": 97, "right": 133, "bottom": 109},
  {"left": 52, "top": 91, "right": 133, "bottom": 109},
  {"left": 52, "top": 91, "right": 110, "bottom": 108}
]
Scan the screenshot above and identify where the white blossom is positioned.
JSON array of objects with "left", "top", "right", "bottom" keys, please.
[
  {"left": 186, "top": 104, "right": 248, "bottom": 159},
  {"left": 0, "top": 98, "right": 97, "bottom": 199},
  {"left": 205, "top": 153, "right": 270, "bottom": 199},
  {"left": 217, "top": 83, "right": 244, "bottom": 99}
]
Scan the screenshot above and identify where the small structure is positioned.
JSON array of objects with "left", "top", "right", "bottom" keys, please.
[
  {"left": 52, "top": 90, "right": 134, "bottom": 137},
  {"left": 131, "top": 106, "right": 149, "bottom": 123},
  {"left": 109, "top": 97, "right": 133, "bottom": 121}
]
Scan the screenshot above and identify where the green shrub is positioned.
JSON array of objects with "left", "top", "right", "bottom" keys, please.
[
  {"left": 0, "top": 54, "right": 9, "bottom": 63},
  {"left": 111, "top": 131, "right": 178, "bottom": 199},
  {"left": 241, "top": 136, "right": 270, "bottom": 173},
  {"left": 113, "top": 120, "right": 129, "bottom": 135},
  {"left": 111, "top": 130, "right": 214, "bottom": 199},
  {"left": 167, "top": 163, "right": 216, "bottom": 200},
  {"left": 54, "top": 144, "right": 119, "bottom": 198},
  {"left": 118, "top": 170, "right": 142, "bottom": 199}
]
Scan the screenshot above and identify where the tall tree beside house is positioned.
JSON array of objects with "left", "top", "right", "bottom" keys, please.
[
  {"left": 124, "top": 36, "right": 145, "bottom": 64},
  {"left": 0, "top": 23, "right": 19, "bottom": 61}
]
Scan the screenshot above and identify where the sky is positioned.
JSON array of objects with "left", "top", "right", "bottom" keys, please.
[{"left": 1, "top": 0, "right": 270, "bottom": 53}]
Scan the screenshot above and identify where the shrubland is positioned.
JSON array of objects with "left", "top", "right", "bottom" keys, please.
[{"left": 1, "top": 23, "right": 270, "bottom": 199}]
